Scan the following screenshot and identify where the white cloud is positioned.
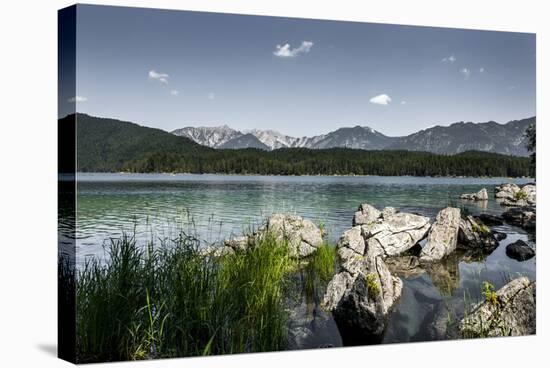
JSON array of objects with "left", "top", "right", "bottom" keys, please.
[
  {"left": 207, "top": 92, "right": 215, "bottom": 100},
  {"left": 400, "top": 100, "right": 407, "bottom": 105},
  {"left": 441, "top": 55, "right": 456, "bottom": 63},
  {"left": 148, "top": 70, "right": 169, "bottom": 83},
  {"left": 68, "top": 96, "right": 87, "bottom": 103},
  {"left": 170, "top": 90, "right": 179, "bottom": 96},
  {"left": 273, "top": 41, "right": 314, "bottom": 58},
  {"left": 460, "top": 68, "right": 471, "bottom": 79},
  {"left": 479, "top": 67, "right": 485, "bottom": 73},
  {"left": 369, "top": 94, "right": 392, "bottom": 106}
]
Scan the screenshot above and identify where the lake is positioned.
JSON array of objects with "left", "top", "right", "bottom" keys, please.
[{"left": 72, "top": 173, "right": 536, "bottom": 346}]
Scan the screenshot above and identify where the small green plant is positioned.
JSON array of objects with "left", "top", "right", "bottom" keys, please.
[
  {"left": 482, "top": 281, "right": 498, "bottom": 306},
  {"left": 515, "top": 190, "right": 528, "bottom": 200},
  {"left": 365, "top": 273, "right": 380, "bottom": 299},
  {"left": 471, "top": 220, "right": 489, "bottom": 234}
]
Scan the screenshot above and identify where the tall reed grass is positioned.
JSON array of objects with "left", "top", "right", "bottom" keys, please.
[{"left": 74, "top": 230, "right": 331, "bottom": 362}]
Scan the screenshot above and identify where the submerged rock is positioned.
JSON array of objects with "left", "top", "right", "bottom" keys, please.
[
  {"left": 457, "top": 215, "right": 498, "bottom": 251},
  {"left": 287, "top": 291, "right": 343, "bottom": 350},
  {"left": 492, "top": 231, "right": 507, "bottom": 241},
  {"left": 385, "top": 256, "right": 425, "bottom": 279},
  {"left": 459, "top": 277, "right": 536, "bottom": 338},
  {"left": 506, "top": 240, "right": 535, "bottom": 261},
  {"left": 501, "top": 206, "right": 536, "bottom": 230},
  {"left": 420, "top": 207, "right": 461, "bottom": 262},
  {"left": 460, "top": 188, "right": 488, "bottom": 201},
  {"left": 475, "top": 213, "right": 504, "bottom": 226},
  {"left": 423, "top": 254, "right": 461, "bottom": 296}
]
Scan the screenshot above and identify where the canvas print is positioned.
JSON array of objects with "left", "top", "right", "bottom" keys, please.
[{"left": 58, "top": 4, "right": 536, "bottom": 364}]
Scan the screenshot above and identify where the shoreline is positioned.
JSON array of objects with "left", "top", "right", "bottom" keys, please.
[{"left": 74, "top": 172, "right": 536, "bottom": 180}]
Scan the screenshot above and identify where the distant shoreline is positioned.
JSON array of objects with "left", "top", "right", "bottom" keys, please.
[{"left": 72, "top": 172, "right": 535, "bottom": 180}]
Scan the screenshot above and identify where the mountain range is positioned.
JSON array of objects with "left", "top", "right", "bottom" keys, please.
[
  {"left": 67, "top": 113, "right": 532, "bottom": 177},
  {"left": 172, "top": 117, "right": 535, "bottom": 156}
]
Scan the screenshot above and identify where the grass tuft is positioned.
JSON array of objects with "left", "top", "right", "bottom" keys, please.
[
  {"left": 75, "top": 231, "right": 295, "bottom": 362},
  {"left": 365, "top": 273, "right": 380, "bottom": 299}
]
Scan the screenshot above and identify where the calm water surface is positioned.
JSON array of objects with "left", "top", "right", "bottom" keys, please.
[{"left": 72, "top": 173, "right": 536, "bottom": 347}]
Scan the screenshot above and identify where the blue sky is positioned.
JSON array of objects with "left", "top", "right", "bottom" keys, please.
[{"left": 62, "top": 4, "right": 536, "bottom": 137}]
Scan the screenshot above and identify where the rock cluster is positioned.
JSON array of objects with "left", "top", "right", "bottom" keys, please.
[
  {"left": 322, "top": 203, "right": 434, "bottom": 341},
  {"left": 495, "top": 183, "right": 536, "bottom": 207},
  {"left": 459, "top": 277, "right": 536, "bottom": 338},
  {"left": 322, "top": 201, "right": 519, "bottom": 341},
  {"left": 224, "top": 213, "right": 324, "bottom": 258},
  {"left": 460, "top": 188, "right": 488, "bottom": 201},
  {"left": 419, "top": 209, "right": 500, "bottom": 263},
  {"left": 501, "top": 206, "right": 536, "bottom": 230}
]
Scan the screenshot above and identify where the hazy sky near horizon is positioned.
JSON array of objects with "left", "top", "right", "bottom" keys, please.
[{"left": 64, "top": 5, "right": 536, "bottom": 137}]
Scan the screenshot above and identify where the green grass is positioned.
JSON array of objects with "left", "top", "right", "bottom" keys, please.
[
  {"left": 482, "top": 281, "right": 498, "bottom": 306},
  {"left": 472, "top": 221, "right": 490, "bottom": 235},
  {"left": 515, "top": 190, "right": 528, "bottom": 200},
  {"left": 307, "top": 243, "right": 337, "bottom": 283},
  {"left": 365, "top": 273, "right": 380, "bottom": 299},
  {"left": 74, "top": 230, "right": 337, "bottom": 363},
  {"left": 303, "top": 243, "right": 337, "bottom": 299}
]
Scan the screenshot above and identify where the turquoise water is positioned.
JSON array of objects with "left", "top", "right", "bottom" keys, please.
[
  {"left": 73, "top": 173, "right": 536, "bottom": 346},
  {"left": 75, "top": 173, "right": 531, "bottom": 256}
]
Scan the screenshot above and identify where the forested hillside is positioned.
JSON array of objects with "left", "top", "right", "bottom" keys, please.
[{"left": 69, "top": 114, "right": 533, "bottom": 177}]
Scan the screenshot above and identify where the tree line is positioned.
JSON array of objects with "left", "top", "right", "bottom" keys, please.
[
  {"left": 115, "top": 148, "right": 532, "bottom": 177},
  {"left": 71, "top": 114, "right": 534, "bottom": 177}
]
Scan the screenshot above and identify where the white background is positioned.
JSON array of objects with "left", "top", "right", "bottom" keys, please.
[{"left": 0, "top": 0, "right": 547, "bottom": 367}]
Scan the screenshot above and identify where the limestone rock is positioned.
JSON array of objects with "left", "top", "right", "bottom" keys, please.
[
  {"left": 265, "top": 213, "right": 324, "bottom": 258},
  {"left": 457, "top": 215, "right": 498, "bottom": 251},
  {"left": 331, "top": 256, "right": 403, "bottom": 340},
  {"left": 321, "top": 271, "right": 356, "bottom": 311},
  {"left": 224, "top": 235, "right": 254, "bottom": 251},
  {"left": 460, "top": 188, "right": 488, "bottom": 201},
  {"left": 337, "top": 226, "right": 365, "bottom": 255},
  {"left": 352, "top": 203, "right": 381, "bottom": 226},
  {"left": 224, "top": 213, "right": 324, "bottom": 259},
  {"left": 420, "top": 207, "right": 461, "bottom": 262},
  {"left": 363, "top": 210, "right": 431, "bottom": 258},
  {"left": 459, "top": 277, "right": 536, "bottom": 338}
]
